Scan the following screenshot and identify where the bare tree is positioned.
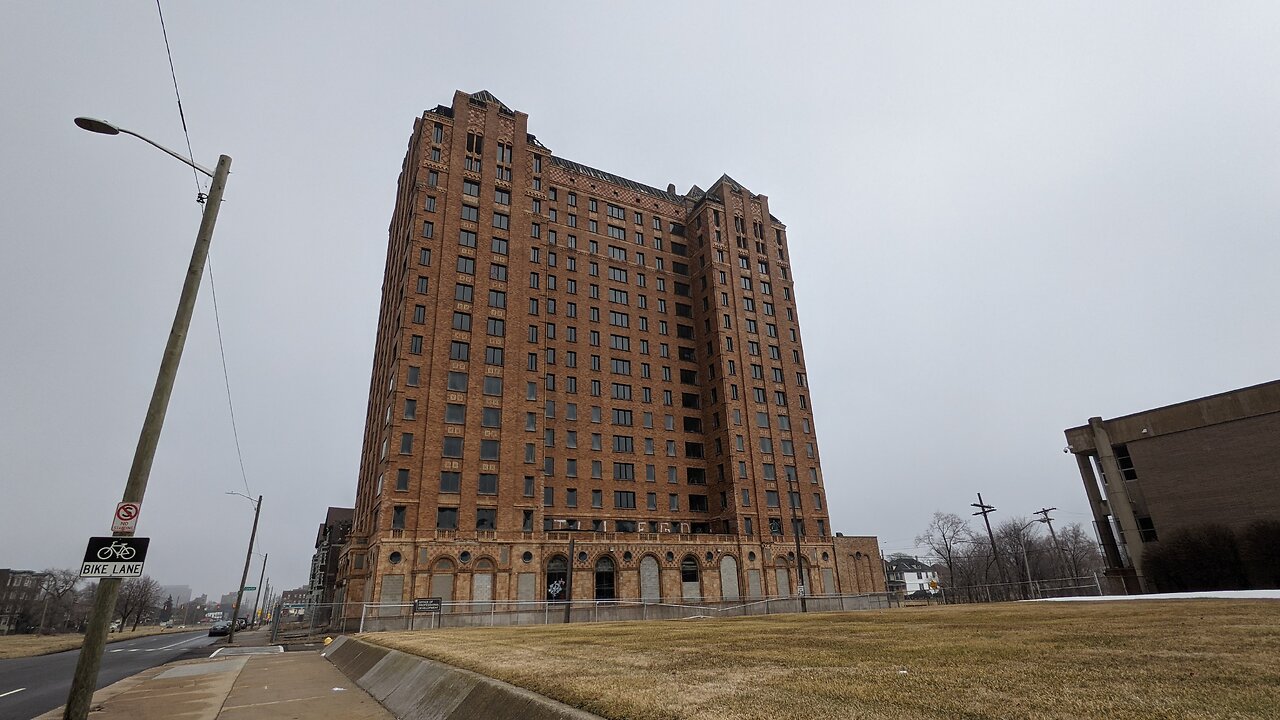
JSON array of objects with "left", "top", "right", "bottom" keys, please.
[
  {"left": 1057, "top": 522, "right": 1104, "bottom": 578},
  {"left": 915, "top": 512, "right": 971, "bottom": 601},
  {"left": 117, "top": 576, "right": 163, "bottom": 630},
  {"left": 38, "top": 568, "right": 81, "bottom": 633},
  {"left": 994, "top": 517, "right": 1047, "bottom": 598}
]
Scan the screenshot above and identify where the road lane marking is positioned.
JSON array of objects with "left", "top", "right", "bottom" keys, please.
[
  {"left": 153, "top": 635, "right": 208, "bottom": 651},
  {"left": 0, "top": 688, "right": 25, "bottom": 698}
]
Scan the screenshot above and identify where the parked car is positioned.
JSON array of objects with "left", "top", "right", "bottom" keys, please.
[{"left": 208, "top": 621, "right": 232, "bottom": 636}]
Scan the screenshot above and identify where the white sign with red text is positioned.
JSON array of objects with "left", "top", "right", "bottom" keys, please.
[{"left": 111, "top": 502, "right": 141, "bottom": 533}]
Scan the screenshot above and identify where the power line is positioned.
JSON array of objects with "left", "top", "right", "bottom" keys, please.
[
  {"left": 154, "top": 0, "right": 202, "bottom": 197},
  {"left": 207, "top": 260, "right": 252, "bottom": 497},
  {"left": 153, "top": 1, "right": 251, "bottom": 498}
]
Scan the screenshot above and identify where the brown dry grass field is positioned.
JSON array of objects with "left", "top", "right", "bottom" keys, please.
[
  {"left": 0, "top": 627, "right": 175, "bottom": 660},
  {"left": 366, "top": 600, "right": 1280, "bottom": 720}
]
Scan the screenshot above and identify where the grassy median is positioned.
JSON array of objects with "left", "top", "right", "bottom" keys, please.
[
  {"left": 365, "top": 600, "right": 1280, "bottom": 720},
  {"left": 0, "top": 627, "right": 178, "bottom": 660}
]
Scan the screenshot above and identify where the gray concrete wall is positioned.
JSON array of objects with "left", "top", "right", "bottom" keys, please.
[{"left": 324, "top": 636, "right": 604, "bottom": 720}]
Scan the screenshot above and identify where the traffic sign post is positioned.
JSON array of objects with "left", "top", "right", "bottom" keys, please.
[
  {"left": 111, "top": 502, "right": 141, "bottom": 534},
  {"left": 79, "top": 537, "right": 150, "bottom": 578}
]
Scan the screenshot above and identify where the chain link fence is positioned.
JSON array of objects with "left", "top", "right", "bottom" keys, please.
[
  {"left": 271, "top": 593, "right": 898, "bottom": 636},
  {"left": 271, "top": 574, "right": 1110, "bottom": 638},
  {"left": 928, "top": 573, "right": 1106, "bottom": 604}
]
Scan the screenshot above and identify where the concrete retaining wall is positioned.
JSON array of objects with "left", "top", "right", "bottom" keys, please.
[
  {"left": 323, "top": 636, "right": 604, "bottom": 720},
  {"left": 356, "top": 594, "right": 895, "bottom": 631}
]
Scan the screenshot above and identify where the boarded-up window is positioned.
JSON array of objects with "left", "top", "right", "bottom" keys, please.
[
  {"left": 517, "top": 572, "right": 536, "bottom": 601},
  {"left": 774, "top": 566, "right": 790, "bottom": 598},
  {"left": 719, "top": 556, "right": 741, "bottom": 601},
  {"left": 822, "top": 568, "right": 835, "bottom": 595},
  {"left": 747, "top": 569, "right": 763, "bottom": 599},
  {"left": 640, "top": 556, "right": 661, "bottom": 602},
  {"left": 430, "top": 558, "right": 455, "bottom": 604},
  {"left": 473, "top": 558, "right": 495, "bottom": 603},
  {"left": 379, "top": 575, "right": 405, "bottom": 615}
]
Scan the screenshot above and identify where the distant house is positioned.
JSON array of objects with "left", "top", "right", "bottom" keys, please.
[
  {"left": 883, "top": 557, "right": 939, "bottom": 594},
  {"left": 0, "top": 569, "right": 50, "bottom": 634}
]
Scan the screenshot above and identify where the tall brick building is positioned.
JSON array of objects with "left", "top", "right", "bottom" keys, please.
[{"left": 338, "top": 90, "right": 881, "bottom": 615}]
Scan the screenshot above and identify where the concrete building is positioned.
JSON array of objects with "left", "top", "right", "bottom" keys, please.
[
  {"left": 309, "top": 507, "right": 353, "bottom": 605},
  {"left": 339, "top": 90, "right": 881, "bottom": 616},
  {"left": 0, "top": 569, "right": 49, "bottom": 635},
  {"left": 1065, "top": 379, "right": 1280, "bottom": 592}
]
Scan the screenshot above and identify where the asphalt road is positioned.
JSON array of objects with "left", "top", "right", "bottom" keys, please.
[{"left": 0, "top": 630, "right": 217, "bottom": 720}]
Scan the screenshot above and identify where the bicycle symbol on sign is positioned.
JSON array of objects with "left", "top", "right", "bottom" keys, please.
[{"left": 96, "top": 541, "right": 137, "bottom": 561}]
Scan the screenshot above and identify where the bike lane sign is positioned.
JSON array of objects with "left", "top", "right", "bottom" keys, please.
[{"left": 80, "top": 536, "right": 150, "bottom": 578}]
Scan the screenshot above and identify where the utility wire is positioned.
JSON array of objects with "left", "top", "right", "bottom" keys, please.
[
  {"left": 207, "top": 260, "right": 252, "bottom": 498},
  {"left": 155, "top": 0, "right": 203, "bottom": 196},
  {"left": 154, "top": 1, "right": 252, "bottom": 498}
]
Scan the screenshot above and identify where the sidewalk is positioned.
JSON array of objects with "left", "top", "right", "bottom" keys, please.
[{"left": 36, "top": 633, "right": 392, "bottom": 720}]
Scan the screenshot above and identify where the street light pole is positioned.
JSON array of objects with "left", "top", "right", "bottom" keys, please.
[
  {"left": 226, "top": 494, "right": 262, "bottom": 645},
  {"left": 250, "top": 552, "right": 268, "bottom": 628},
  {"left": 64, "top": 118, "right": 230, "bottom": 720}
]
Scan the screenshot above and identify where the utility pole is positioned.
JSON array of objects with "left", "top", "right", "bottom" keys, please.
[
  {"left": 227, "top": 495, "right": 262, "bottom": 645},
  {"left": 1034, "top": 507, "right": 1071, "bottom": 576},
  {"left": 787, "top": 478, "right": 807, "bottom": 611},
  {"left": 250, "top": 553, "right": 268, "bottom": 629},
  {"left": 259, "top": 579, "right": 271, "bottom": 627},
  {"left": 971, "top": 493, "right": 1010, "bottom": 591},
  {"left": 563, "top": 536, "right": 575, "bottom": 624},
  {"left": 64, "top": 118, "right": 230, "bottom": 720}
]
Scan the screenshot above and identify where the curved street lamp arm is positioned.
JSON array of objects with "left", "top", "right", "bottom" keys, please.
[{"left": 117, "top": 127, "right": 214, "bottom": 177}]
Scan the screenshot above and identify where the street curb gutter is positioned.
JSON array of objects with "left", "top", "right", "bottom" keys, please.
[{"left": 323, "top": 636, "right": 605, "bottom": 720}]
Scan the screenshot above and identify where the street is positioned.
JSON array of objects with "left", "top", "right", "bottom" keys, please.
[{"left": 0, "top": 630, "right": 216, "bottom": 720}]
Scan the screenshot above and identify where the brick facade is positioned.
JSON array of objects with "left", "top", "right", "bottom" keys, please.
[{"left": 338, "top": 91, "right": 879, "bottom": 614}]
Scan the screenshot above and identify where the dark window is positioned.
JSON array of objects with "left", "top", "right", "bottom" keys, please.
[
  {"left": 436, "top": 507, "right": 458, "bottom": 530},
  {"left": 440, "top": 472, "right": 461, "bottom": 493},
  {"left": 476, "top": 508, "right": 497, "bottom": 530},
  {"left": 546, "top": 556, "right": 568, "bottom": 601},
  {"left": 594, "top": 556, "right": 616, "bottom": 600},
  {"left": 680, "top": 556, "right": 698, "bottom": 583}
]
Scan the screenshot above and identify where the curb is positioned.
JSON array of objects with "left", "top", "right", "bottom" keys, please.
[
  {"left": 30, "top": 660, "right": 182, "bottom": 720},
  {"left": 323, "top": 636, "right": 604, "bottom": 720}
]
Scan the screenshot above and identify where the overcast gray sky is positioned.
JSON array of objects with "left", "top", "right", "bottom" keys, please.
[{"left": 3, "top": 2, "right": 1278, "bottom": 600}]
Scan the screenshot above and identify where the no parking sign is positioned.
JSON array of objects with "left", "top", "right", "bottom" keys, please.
[{"left": 111, "top": 502, "right": 141, "bottom": 533}]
